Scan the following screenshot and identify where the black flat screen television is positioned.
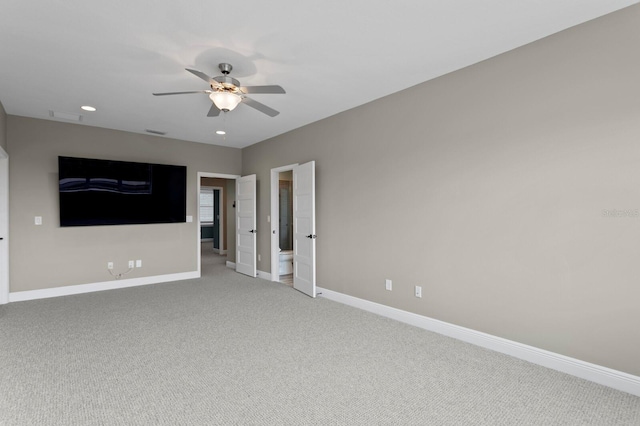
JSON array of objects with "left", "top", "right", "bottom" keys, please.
[{"left": 59, "top": 156, "right": 187, "bottom": 227}]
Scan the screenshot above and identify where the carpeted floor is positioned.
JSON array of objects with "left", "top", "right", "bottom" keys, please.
[{"left": 1, "top": 246, "right": 639, "bottom": 425}]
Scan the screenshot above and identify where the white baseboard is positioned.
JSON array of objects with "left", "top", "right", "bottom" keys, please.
[
  {"left": 317, "top": 287, "right": 640, "bottom": 397},
  {"left": 257, "top": 270, "right": 272, "bottom": 281},
  {"left": 222, "top": 263, "right": 268, "bottom": 279},
  {"left": 9, "top": 271, "right": 200, "bottom": 303}
]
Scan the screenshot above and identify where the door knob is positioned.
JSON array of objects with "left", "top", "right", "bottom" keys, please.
[{"left": 306, "top": 234, "right": 317, "bottom": 239}]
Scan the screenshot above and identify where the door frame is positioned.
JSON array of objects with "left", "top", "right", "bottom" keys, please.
[
  {"left": 196, "top": 172, "right": 239, "bottom": 277},
  {"left": 0, "top": 147, "right": 8, "bottom": 304},
  {"left": 270, "top": 163, "right": 298, "bottom": 283}
]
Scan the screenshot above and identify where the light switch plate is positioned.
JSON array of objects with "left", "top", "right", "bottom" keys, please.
[
  {"left": 186, "top": 215, "right": 193, "bottom": 223},
  {"left": 35, "top": 216, "right": 42, "bottom": 225}
]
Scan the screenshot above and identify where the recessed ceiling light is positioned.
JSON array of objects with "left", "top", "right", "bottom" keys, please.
[
  {"left": 216, "top": 130, "right": 226, "bottom": 135},
  {"left": 81, "top": 105, "right": 96, "bottom": 112}
]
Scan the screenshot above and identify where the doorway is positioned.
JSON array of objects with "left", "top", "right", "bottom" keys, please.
[
  {"left": 270, "top": 162, "right": 317, "bottom": 297},
  {"left": 270, "top": 164, "right": 297, "bottom": 284},
  {"left": 277, "top": 170, "right": 294, "bottom": 285},
  {"left": 200, "top": 186, "right": 224, "bottom": 253},
  {"left": 196, "top": 172, "right": 240, "bottom": 277}
]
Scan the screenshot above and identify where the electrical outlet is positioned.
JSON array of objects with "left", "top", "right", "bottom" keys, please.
[
  {"left": 136, "top": 260, "right": 142, "bottom": 268},
  {"left": 128, "top": 260, "right": 134, "bottom": 268},
  {"left": 415, "top": 286, "right": 422, "bottom": 298},
  {"left": 385, "top": 279, "right": 392, "bottom": 291},
  {"left": 107, "top": 262, "right": 114, "bottom": 270}
]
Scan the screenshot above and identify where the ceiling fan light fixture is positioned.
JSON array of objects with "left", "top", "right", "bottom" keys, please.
[{"left": 209, "top": 91, "right": 241, "bottom": 112}]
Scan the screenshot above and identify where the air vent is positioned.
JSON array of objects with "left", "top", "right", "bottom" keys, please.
[
  {"left": 145, "top": 129, "right": 166, "bottom": 135},
  {"left": 49, "top": 110, "right": 83, "bottom": 122}
]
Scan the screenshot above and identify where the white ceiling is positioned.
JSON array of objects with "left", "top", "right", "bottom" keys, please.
[{"left": 1, "top": 0, "right": 637, "bottom": 149}]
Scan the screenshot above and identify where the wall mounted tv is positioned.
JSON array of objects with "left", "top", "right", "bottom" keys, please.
[{"left": 59, "top": 156, "right": 187, "bottom": 227}]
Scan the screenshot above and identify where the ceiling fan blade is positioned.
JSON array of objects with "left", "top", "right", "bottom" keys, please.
[
  {"left": 153, "top": 90, "right": 210, "bottom": 96},
  {"left": 207, "top": 103, "right": 221, "bottom": 117},
  {"left": 185, "top": 68, "right": 224, "bottom": 90},
  {"left": 186, "top": 68, "right": 215, "bottom": 83},
  {"left": 242, "top": 97, "right": 280, "bottom": 117},
  {"left": 240, "top": 85, "right": 286, "bottom": 94}
]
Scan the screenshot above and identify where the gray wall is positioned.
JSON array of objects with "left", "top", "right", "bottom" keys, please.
[
  {"left": 0, "top": 100, "right": 6, "bottom": 152},
  {"left": 242, "top": 5, "right": 640, "bottom": 375},
  {"left": 8, "top": 116, "right": 241, "bottom": 292}
]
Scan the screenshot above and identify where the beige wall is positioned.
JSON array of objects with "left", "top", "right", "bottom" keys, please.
[
  {"left": 8, "top": 116, "right": 241, "bottom": 292},
  {"left": 242, "top": 5, "right": 640, "bottom": 375},
  {"left": 0, "top": 100, "right": 6, "bottom": 152}
]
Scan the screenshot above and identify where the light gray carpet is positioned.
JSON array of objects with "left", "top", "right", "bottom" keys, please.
[{"left": 1, "top": 247, "right": 639, "bottom": 425}]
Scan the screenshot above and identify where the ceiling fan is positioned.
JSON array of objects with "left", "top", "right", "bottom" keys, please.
[{"left": 153, "top": 63, "right": 286, "bottom": 117}]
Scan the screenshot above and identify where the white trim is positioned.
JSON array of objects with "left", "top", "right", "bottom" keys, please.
[
  {"left": 10, "top": 271, "right": 200, "bottom": 302},
  {"left": 270, "top": 164, "right": 298, "bottom": 284},
  {"left": 226, "top": 261, "right": 236, "bottom": 268},
  {"left": 196, "top": 172, "right": 240, "bottom": 276},
  {"left": 0, "top": 147, "right": 8, "bottom": 304},
  {"left": 317, "top": 286, "right": 640, "bottom": 397},
  {"left": 257, "top": 270, "right": 272, "bottom": 281}
]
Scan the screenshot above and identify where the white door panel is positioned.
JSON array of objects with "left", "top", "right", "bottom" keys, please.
[
  {"left": 236, "top": 174, "right": 256, "bottom": 277},
  {"left": 0, "top": 150, "right": 8, "bottom": 304},
  {"left": 293, "top": 161, "right": 316, "bottom": 297}
]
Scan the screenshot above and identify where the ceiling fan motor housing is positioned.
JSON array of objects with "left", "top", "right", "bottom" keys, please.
[{"left": 212, "top": 75, "right": 241, "bottom": 92}]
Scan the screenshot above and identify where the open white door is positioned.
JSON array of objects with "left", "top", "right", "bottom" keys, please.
[
  {"left": 0, "top": 148, "right": 8, "bottom": 304},
  {"left": 236, "top": 174, "right": 257, "bottom": 277},
  {"left": 293, "top": 161, "right": 316, "bottom": 297}
]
